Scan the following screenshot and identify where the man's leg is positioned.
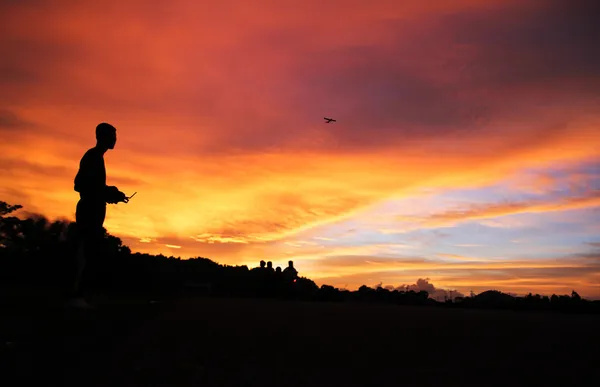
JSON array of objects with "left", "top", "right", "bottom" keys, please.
[
  {"left": 71, "top": 237, "right": 87, "bottom": 298},
  {"left": 65, "top": 231, "right": 92, "bottom": 308},
  {"left": 66, "top": 200, "right": 103, "bottom": 308}
]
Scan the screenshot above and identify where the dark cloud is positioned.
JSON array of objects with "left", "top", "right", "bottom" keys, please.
[
  {"left": 2, "top": 1, "right": 598, "bottom": 156},
  {"left": 0, "top": 36, "right": 81, "bottom": 93},
  {"left": 575, "top": 252, "right": 600, "bottom": 266},
  {"left": 280, "top": 44, "right": 480, "bottom": 149},
  {"left": 444, "top": 0, "right": 600, "bottom": 85},
  {"left": 0, "top": 0, "right": 48, "bottom": 7},
  {"left": 0, "top": 109, "right": 34, "bottom": 130},
  {"left": 0, "top": 64, "right": 39, "bottom": 89},
  {"left": 0, "top": 15, "right": 177, "bottom": 111},
  {"left": 261, "top": 0, "right": 600, "bottom": 152},
  {"left": 0, "top": 158, "right": 73, "bottom": 177}
]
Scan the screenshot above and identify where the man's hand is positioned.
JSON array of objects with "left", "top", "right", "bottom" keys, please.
[{"left": 106, "top": 186, "right": 127, "bottom": 204}]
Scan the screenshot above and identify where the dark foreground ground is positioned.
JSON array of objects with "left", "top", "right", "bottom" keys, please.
[{"left": 1, "top": 288, "right": 600, "bottom": 386}]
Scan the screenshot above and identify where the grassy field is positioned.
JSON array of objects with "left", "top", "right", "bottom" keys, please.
[{"left": 2, "top": 288, "right": 600, "bottom": 386}]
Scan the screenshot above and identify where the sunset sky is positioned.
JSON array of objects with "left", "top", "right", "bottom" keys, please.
[{"left": 1, "top": 0, "right": 599, "bottom": 298}]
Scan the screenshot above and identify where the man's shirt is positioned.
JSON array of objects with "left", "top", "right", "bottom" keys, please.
[{"left": 74, "top": 147, "right": 107, "bottom": 203}]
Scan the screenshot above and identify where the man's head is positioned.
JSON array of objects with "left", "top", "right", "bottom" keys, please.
[
  {"left": 288, "top": 260, "right": 294, "bottom": 268},
  {"left": 267, "top": 261, "right": 273, "bottom": 269},
  {"left": 96, "top": 123, "right": 117, "bottom": 150},
  {"left": 260, "top": 260, "right": 266, "bottom": 268}
]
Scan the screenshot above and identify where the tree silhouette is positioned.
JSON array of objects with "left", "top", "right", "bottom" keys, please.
[
  {"left": 0, "top": 200, "right": 23, "bottom": 250},
  {"left": 0, "top": 201, "right": 22, "bottom": 216},
  {"left": 1, "top": 198, "right": 599, "bottom": 314}
]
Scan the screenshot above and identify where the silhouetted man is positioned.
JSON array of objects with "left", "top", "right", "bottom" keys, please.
[
  {"left": 251, "top": 260, "right": 266, "bottom": 273},
  {"left": 266, "top": 261, "right": 274, "bottom": 272},
  {"left": 283, "top": 260, "right": 298, "bottom": 280},
  {"left": 67, "top": 122, "right": 127, "bottom": 308}
]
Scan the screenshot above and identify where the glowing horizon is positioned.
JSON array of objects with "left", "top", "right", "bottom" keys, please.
[{"left": 1, "top": 0, "right": 599, "bottom": 298}]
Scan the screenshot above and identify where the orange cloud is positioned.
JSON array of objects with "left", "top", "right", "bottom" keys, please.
[
  {"left": 399, "top": 190, "right": 600, "bottom": 227},
  {"left": 436, "top": 253, "right": 490, "bottom": 262}
]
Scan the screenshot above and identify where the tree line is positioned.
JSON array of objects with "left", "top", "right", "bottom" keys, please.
[{"left": 1, "top": 200, "right": 598, "bottom": 314}]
